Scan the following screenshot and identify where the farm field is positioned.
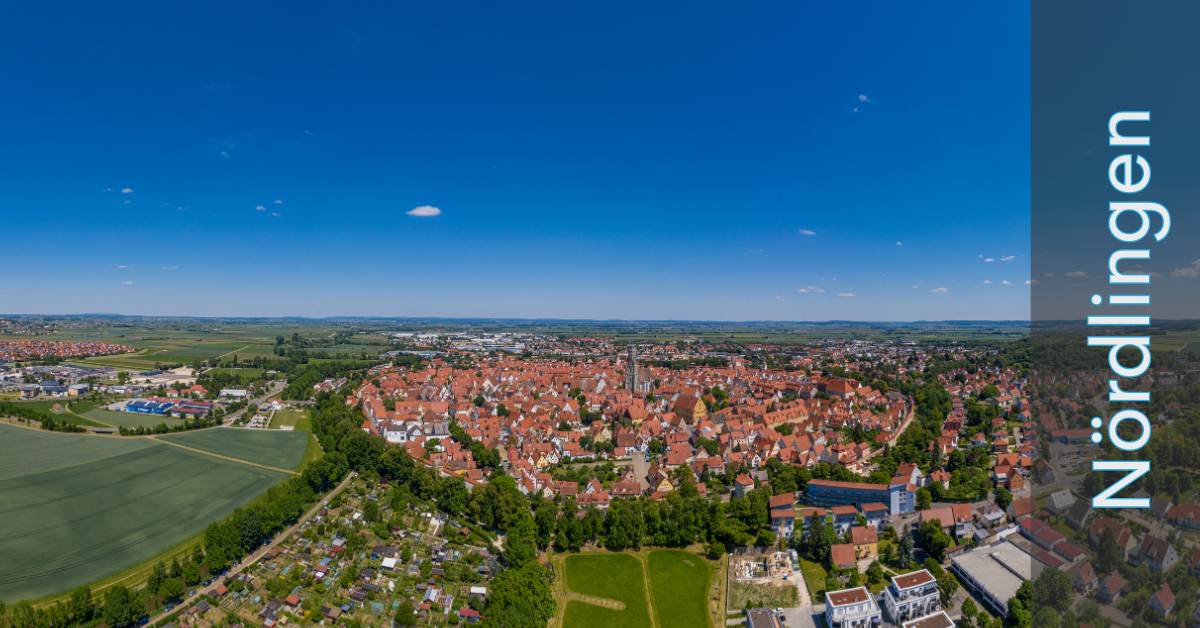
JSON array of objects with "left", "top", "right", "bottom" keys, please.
[
  {"left": 646, "top": 550, "right": 712, "bottom": 627},
  {"left": 159, "top": 427, "right": 308, "bottom": 470},
  {"left": 0, "top": 423, "right": 287, "bottom": 602},
  {"left": 562, "top": 553, "right": 652, "bottom": 628},
  {"left": 82, "top": 407, "right": 185, "bottom": 429}
]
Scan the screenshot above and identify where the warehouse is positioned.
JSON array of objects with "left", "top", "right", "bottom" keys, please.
[{"left": 949, "top": 541, "right": 1032, "bottom": 617}]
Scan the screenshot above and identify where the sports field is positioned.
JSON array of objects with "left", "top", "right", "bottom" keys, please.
[
  {"left": 82, "top": 407, "right": 185, "bottom": 429},
  {"left": 646, "top": 550, "right": 712, "bottom": 627},
  {"left": 563, "top": 553, "right": 652, "bottom": 628},
  {"left": 0, "top": 424, "right": 287, "bottom": 602},
  {"left": 556, "top": 550, "right": 715, "bottom": 628},
  {"left": 159, "top": 427, "right": 309, "bottom": 470}
]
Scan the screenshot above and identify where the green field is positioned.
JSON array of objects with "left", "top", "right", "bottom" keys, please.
[
  {"left": 270, "top": 408, "right": 306, "bottom": 429},
  {"left": 0, "top": 400, "right": 105, "bottom": 427},
  {"left": 0, "top": 423, "right": 287, "bottom": 602},
  {"left": 799, "top": 558, "right": 828, "bottom": 599},
  {"left": 159, "top": 427, "right": 308, "bottom": 470},
  {"left": 82, "top": 407, "right": 185, "bottom": 429},
  {"left": 646, "top": 550, "right": 711, "bottom": 627},
  {"left": 563, "top": 553, "right": 651, "bottom": 628}
]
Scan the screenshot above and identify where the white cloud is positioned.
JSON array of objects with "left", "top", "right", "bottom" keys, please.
[
  {"left": 983, "top": 257, "right": 995, "bottom": 263},
  {"left": 911, "top": 285, "right": 919, "bottom": 289},
  {"left": 272, "top": 199, "right": 284, "bottom": 205},
  {"left": 121, "top": 280, "right": 135, "bottom": 286},
  {"left": 1000, "top": 255, "right": 1016, "bottom": 262},
  {"left": 796, "top": 286, "right": 825, "bottom": 294},
  {"left": 858, "top": 94, "right": 871, "bottom": 103},
  {"left": 1170, "top": 260, "right": 1200, "bottom": 278},
  {"left": 931, "top": 287, "right": 949, "bottom": 293},
  {"left": 1026, "top": 279, "right": 1036, "bottom": 285},
  {"left": 115, "top": 264, "right": 131, "bottom": 270},
  {"left": 1001, "top": 280, "right": 1013, "bottom": 285},
  {"left": 407, "top": 205, "right": 442, "bottom": 217},
  {"left": 270, "top": 212, "right": 282, "bottom": 217},
  {"left": 255, "top": 204, "right": 267, "bottom": 211},
  {"left": 895, "top": 241, "right": 903, "bottom": 247},
  {"left": 1065, "top": 270, "right": 1088, "bottom": 278},
  {"left": 983, "top": 279, "right": 992, "bottom": 284},
  {"left": 837, "top": 292, "right": 855, "bottom": 298},
  {"left": 120, "top": 187, "right": 134, "bottom": 194},
  {"left": 798, "top": 229, "right": 816, "bottom": 236},
  {"left": 219, "top": 150, "right": 230, "bottom": 158},
  {"left": 123, "top": 199, "right": 133, "bottom": 205},
  {"left": 774, "top": 295, "right": 784, "bottom": 302}
]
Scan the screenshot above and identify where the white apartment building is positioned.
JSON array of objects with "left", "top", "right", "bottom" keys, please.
[
  {"left": 824, "top": 586, "right": 881, "bottom": 628},
  {"left": 882, "top": 569, "right": 941, "bottom": 624}
]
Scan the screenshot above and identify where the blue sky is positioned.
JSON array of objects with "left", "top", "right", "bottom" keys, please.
[{"left": 1, "top": 1, "right": 1029, "bottom": 320}]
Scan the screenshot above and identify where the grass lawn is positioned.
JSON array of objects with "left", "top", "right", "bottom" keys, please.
[
  {"left": 563, "top": 553, "right": 652, "bottom": 628},
  {"left": 82, "top": 408, "right": 185, "bottom": 429},
  {"left": 728, "top": 581, "right": 798, "bottom": 610},
  {"left": 799, "top": 558, "right": 828, "bottom": 600},
  {"left": 159, "top": 427, "right": 308, "bottom": 469},
  {"left": 270, "top": 408, "right": 306, "bottom": 428},
  {"left": 0, "top": 423, "right": 287, "bottom": 602},
  {"left": 646, "top": 550, "right": 711, "bottom": 627}
]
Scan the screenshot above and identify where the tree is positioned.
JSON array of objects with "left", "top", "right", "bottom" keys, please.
[
  {"left": 994, "top": 487, "right": 1013, "bottom": 511},
  {"left": 68, "top": 586, "right": 95, "bottom": 624},
  {"left": 916, "top": 487, "right": 932, "bottom": 511},
  {"left": 481, "top": 562, "right": 555, "bottom": 628},
  {"left": 504, "top": 514, "right": 539, "bottom": 567},
  {"left": 605, "top": 498, "right": 645, "bottom": 551},
  {"left": 395, "top": 599, "right": 417, "bottom": 627},
  {"left": 897, "top": 526, "right": 914, "bottom": 569},
  {"left": 804, "top": 522, "right": 838, "bottom": 563},
  {"left": 1005, "top": 581, "right": 1033, "bottom": 628},
  {"left": 159, "top": 577, "right": 186, "bottom": 605},
  {"left": 1031, "top": 568, "right": 1072, "bottom": 614},
  {"left": 915, "top": 520, "right": 952, "bottom": 562},
  {"left": 102, "top": 585, "right": 140, "bottom": 628}
]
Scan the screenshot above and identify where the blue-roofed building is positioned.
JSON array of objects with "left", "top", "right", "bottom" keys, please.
[{"left": 125, "top": 399, "right": 176, "bottom": 415}]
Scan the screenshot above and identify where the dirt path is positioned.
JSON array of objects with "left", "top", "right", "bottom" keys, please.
[
  {"left": 563, "top": 592, "right": 626, "bottom": 610},
  {"left": 149, "top": 436, "right": 299, "bottom": 476},
  {"left": 634, "top": 553, "right": 661, "bottom": 628}
]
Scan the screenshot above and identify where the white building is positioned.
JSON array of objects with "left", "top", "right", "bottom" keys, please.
[
  {"left": 882, "top": 569, "right": 941, "bottom": 624},
  {"left": 824, "top": 586, "right": 881, "bottom": 628}
]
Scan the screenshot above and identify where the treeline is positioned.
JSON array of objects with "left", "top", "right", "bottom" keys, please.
[
  {"left": 0, "top": 402, "right": 87, "bottom": 433},
  {"left": 0, "top": 584, "right": 144, "bottom": 628},
  {"left": 281, "top": 359, "right": 414, "bottom": 400},
  {"left": 118, "top": 415, "right": 222, "bottom": 436},
  {"left": 0, "top": 546, "right": 214, "bottom": 628},
  {"left": 648, "top": 356, "right": 728, "bottom": 370}
]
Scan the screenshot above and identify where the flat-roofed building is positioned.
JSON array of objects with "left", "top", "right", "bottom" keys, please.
[
  {"left": 824, "top": 586, "right": 881, "bottom": 627},
  {"left": 950, "top": 541, "right": 1033, "bottom": 617},
  {"left": 745, "top": 608, "right": 781, "bottom": 628},
  {"left": 882, "top": 569, "right": 940, "bottom": 624}
]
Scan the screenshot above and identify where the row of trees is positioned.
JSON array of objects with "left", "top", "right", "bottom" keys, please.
[{"left": 0, "top": 584, "right": 144, "bottom": 628}]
